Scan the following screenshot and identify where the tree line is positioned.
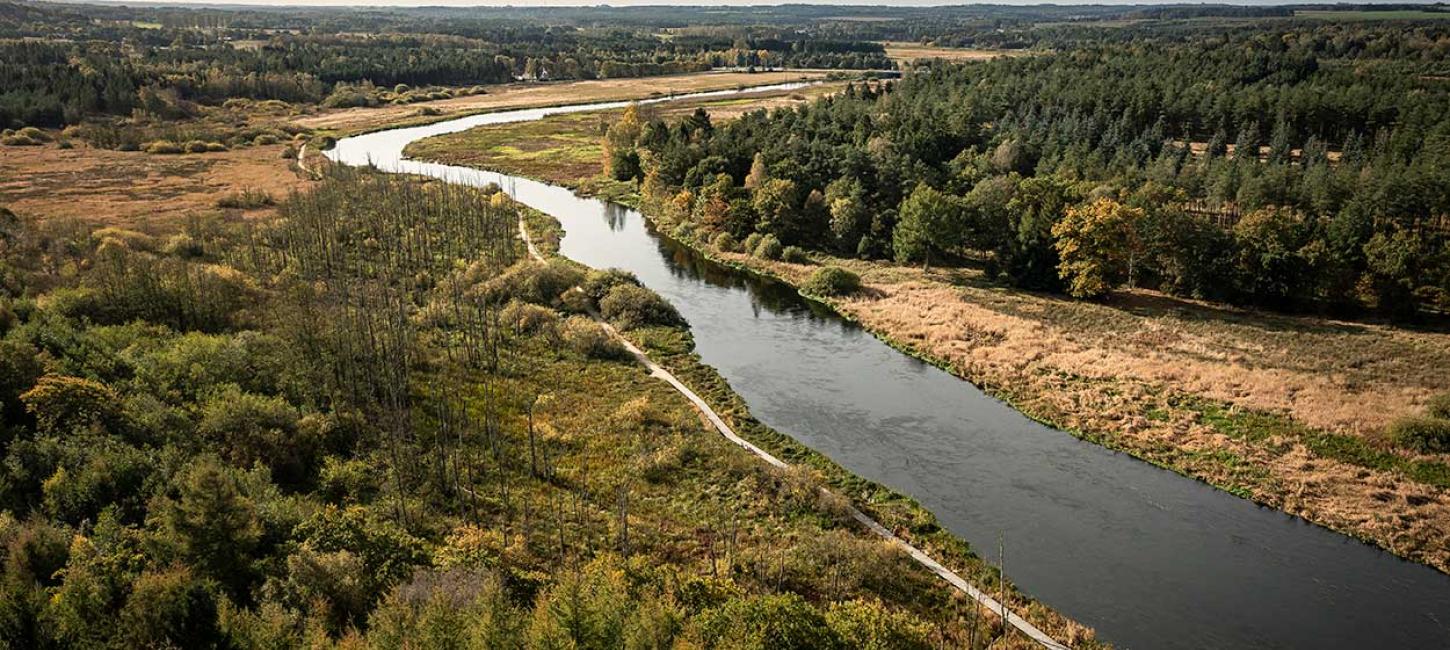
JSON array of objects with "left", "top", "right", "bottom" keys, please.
[
  {"left": 618, "top": 22, "right": 1450, "bottom": 318},
  {"left": 0, "top": 1, "right": 898, "bottom": 129}
]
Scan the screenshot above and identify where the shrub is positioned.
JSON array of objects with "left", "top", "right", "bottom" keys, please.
[
  {"left": 483, "top": 260, "right": 584, "bottom": 305},
  {"left": 92, "top": 227, "right": 159, "bottom": 252},
  {"left": 184, "top": 140, "right": 209, "bottom": 154},
  {"left": 164, "top": 233, "right": 204, "bottom": 258},
  {"left": 689, "top": 593, "right": 840, "bottom": 650},
  {"left": 561, "top": 316, "right": 627, "bottom": 360},
  {"left": 1, "top": 134, "right": 40, "bottom": 146},
  {"left": 599, "top": 284, "right": 684, "bottom": 330},
  {"left": 253, "top": 134, "right": 279, "bottom": 146},
  {"left": 198, "top": 387, "right": 320, "bottom": 486},
  {"left": 753, "top": 234, "right": 783, "bottom": 260},
  {"left": 782, "top": 245, "right": 811, "bottom": 264},
  {"left": 825, "top": 600, "right": 933, "bottom": 650},
  {"left": 500, "top": 300, "right": 559, "bottom": 334},
  {"left": 17, "top": 126, "right": 49, "bottom": 141},
  {"left": 580, "top": 268, "right": 640, "bottom": 302},
  {"left": 216, "top": 188, "right": 275, "bottom": 210},
  {"left": 1426, "top": 393, "right": 1450, "bottom": 421},
  {"left": 1389, "top": 416, "right": 1450, "bottom": 454},
  {"left": 205, "top": 142, "right": 227, "bottom": 152},
  {"left": 671, "top": 221, "right": 696, "bottom": 241},
  {"left": 144, "top": 140, "right": 183, "bottom": 154},
  {"left": 802, "top": 266, "right": 861, "bottom": 297},
  {"left": 416, "top": 106, "right": 442, "bottom": 117},
  {"left": 712, "top": 231, "right": 738, "bottom": 252},
  {"left": 742, "top": 233, "right": 763, "bottom": 254}
]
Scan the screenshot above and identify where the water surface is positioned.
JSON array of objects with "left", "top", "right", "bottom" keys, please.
[{"left": 329, "top": 84, "right": 1450, "bottom": 649}]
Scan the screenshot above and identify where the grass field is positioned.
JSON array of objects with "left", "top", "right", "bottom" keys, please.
[
  {"left": 408, "top": 98, "right": 1450, "bottom": 574},
  {"left": 1296, "top": 9, "right": 1450, "bottom": 20},
  {"left": 294, "top": 70, "right": 833, "bottom": 134},
  {"left": 882, "top": 42, "right": 1029, "bottom": 63},
  {"left": 0, "top": 141, "right": 312, "bottom": 231}
]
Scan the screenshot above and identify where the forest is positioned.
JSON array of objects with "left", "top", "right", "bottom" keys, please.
[
  {"left": 0, "top": 165, "right": 1091, "bottom": 648},
  {"left": 0, "top": 1, "right": 889, "bottom": 130},
  {"left": 6, "top": 1, "right": 1450, "bottom": 646},
  {"left": 621, "top": 21, "right": 1450, "bottom": 317}
]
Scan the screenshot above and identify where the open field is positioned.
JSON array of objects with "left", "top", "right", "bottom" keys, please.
[
  {"left": 1296, "top": 10, "right": 1450, "bottom": 20},
  {"left": 882, "top": 42, "right": 1031, "bottom": 63},
  {"left": 408, "top": 106, "right": 1450, "bottom": 573},
  {"left": 293, "top": 70, "right": 832, "bottom": 134},
  {"left": 0, "top": 141, "right": 313, "bottom": 232},
  {"left": 403, "top": 83, "right": 843, "bottom": 186}
]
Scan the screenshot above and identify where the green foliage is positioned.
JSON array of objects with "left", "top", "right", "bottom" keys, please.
[
  {"left": 197, "top": 386, "right": 320, "bottom": 487},
  {"left": 753, "top": 234, "right": 784, "bottom": 261},
  {"left": 802, "top": 267, "right": 861, "bottom": 297},
  {"left": 690, "top": 593, "right": 842, "bottom": 650},
  {"left": 0, "top": 339, "right": 43, "bottom": 426},
  {"left": 825, "top": 600, "right": 933, "bottom": 650},
  {"left": 286, "top": 506, "right": 429, "bottom": 626},
  {"left": 20, "top": 374, "right": 125, "bottom": 436},
  {"left": 117, "top": 566, "right": 224, "bottom": 650},
  {"left": 487, "top": 260, "right": 586, "bottom": 306},
  {"left": 599, "top": 284, "right": 684, "bottom": 330},
  {"left": 741, "top": 233, "right": 763, "bottom": 256},
  {"left": 1426, "top": 394, "right": 1450, "bottom": 421},
  {"left": 501, "top": 300, "right": 561, "bottom": 336},
  {"left": 580, "top": 268, "right": 641, "bottom": 302},
  {"left": 711, "top": 231, "right": 739, "bottom": 253},
  {"left": 156, "top": 458, "right": 263, "bottom": 596},
  {"left": 627, "top": 26, "right": 1450, "bottom": 315},
  {"left": 893, "top": 184, "right": 964, "bottom": 269},
  {"left": 1389, "top": 417, "right": 1450, "bottom": 454},
  {"left": 1052, "top": 198, "right": 1147, "bottom": 298},
  {"left": 367, "top": 568, "right": 524, "bottom": 650}
]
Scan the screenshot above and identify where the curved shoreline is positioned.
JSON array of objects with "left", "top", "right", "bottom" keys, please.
[
  {"left": 329, "top": 84, "right": 1450, "bottom": 650},
  {"left": 515, "top": 214, "right": 1072, "bottom": 649}
]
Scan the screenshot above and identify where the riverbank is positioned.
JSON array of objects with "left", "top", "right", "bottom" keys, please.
[
  {"left": 406, "top": 113, "right": 1450, "bottom": 574},
  {"left": 516, "top": 207, "right": 1088, "bottom": 649},
  {"left": 327, "top": 87, "right": 1110, "bottom": 647},
  {"left": 653, "top": 206, "right": 1450, "bottom": 574}
]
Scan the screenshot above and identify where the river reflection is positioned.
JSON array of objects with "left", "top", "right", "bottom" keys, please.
[{"left": 330, "top": 85, "right": 1450, "bottom": 650}]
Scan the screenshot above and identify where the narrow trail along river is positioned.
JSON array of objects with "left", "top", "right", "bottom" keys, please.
[{"left": 328, "top": 82, "right": 1450, "bottom": 649}]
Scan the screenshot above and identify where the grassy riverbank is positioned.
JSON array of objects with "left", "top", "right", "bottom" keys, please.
[
  {"left": 408, "top": 104, "right": 1450, "bottom": 574},
  {"left": 519, "top": 208, "right": 1104, "bottom": 650}
]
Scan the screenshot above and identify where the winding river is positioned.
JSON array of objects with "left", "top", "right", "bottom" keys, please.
[{"left": 327, "top": 81, "right": 1450, "bottom": 649}]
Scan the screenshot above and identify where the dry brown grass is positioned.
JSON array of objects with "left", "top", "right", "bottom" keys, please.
[
  {"left": 0, "top": 140, "right": 313, "bottom": 232},
  {"left": 292, "top": 70, "right": 832, "bottom": 134},
  {"left": 694, "top": 247, "right": 1450, "bottom": 572},
  {"left": 882, "top": 42, "right": 1032, "bottom": 63}
]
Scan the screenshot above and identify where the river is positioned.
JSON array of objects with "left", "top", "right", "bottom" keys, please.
[{"left": 327, "top": 81, "right": 1450, "bottom": 649}]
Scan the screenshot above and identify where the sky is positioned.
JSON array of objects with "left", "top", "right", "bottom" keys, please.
[{"left": 67, "top": 0, "right": 1446, "bottom": 7}]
